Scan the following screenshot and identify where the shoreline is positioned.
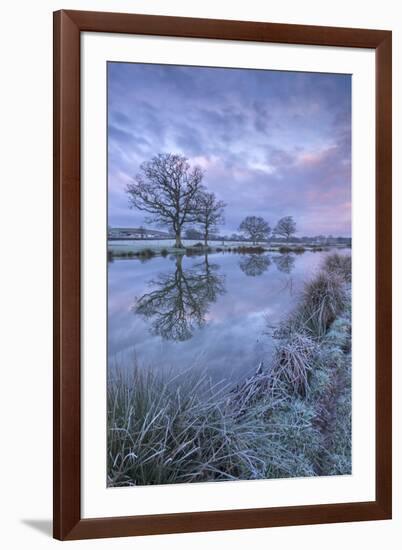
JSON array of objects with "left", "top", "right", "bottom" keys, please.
[{"left": 108, "top": 241, "right": 350, "bottom": 259}]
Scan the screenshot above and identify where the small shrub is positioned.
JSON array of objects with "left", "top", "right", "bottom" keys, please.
[
  {"left": 185, "top": 247, "right": 204, "bottom": 256},
  {"left": 277, "top": 246, "right": 305, "bottom": 254},
  {"left": 138, "top": 248, "right": 156, "bottom": 259},
  {"left": 233, "top": 246, "right": 265, "bottom": 254}
]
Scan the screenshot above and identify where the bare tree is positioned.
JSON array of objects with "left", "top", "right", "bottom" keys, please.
[
  {"left": 134, "top": 255, "right": 225, "bottom": 341},
  {"left": 196, "top": 191, "right": 226, "bottom": 247},
  {"left": 126, "top": 153, "right": 204, "bottom": 248},
  {"left": 239, "top": 254, "right": 271, "bottom": 276},
  {"left": 239, "top": 216, "right": 271, "bottom": 244},
  {"left": 273, "top": 216, "right": 297, "bottom": 242},
  {"left": 272, "top": 253, "right": 295, "bottom": 274}
]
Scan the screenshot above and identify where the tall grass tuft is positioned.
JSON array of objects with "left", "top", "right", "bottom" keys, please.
[
  {"left": 297, "top": 271, "right": 347, "bottom": 337},
  {"left": 108, "top": 368, "right": 271, "bottom": 486},
  {"left": 322, "top": 253, "right": 352, "bottom": 282},
  {"left": 271, "top": 333, "right": 317, "bottom": 396}
]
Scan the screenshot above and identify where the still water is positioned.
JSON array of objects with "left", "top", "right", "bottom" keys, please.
[{"left": 108, "top": 250, "right": 343, "bottom": 383}]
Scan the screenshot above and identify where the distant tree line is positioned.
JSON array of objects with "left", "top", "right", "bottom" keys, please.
[
  {"left": 126, "top": 153, "right": 349, "bottom": 247},
  {"left": 237, "top": 215, "right": 297, "bottom": 244}
]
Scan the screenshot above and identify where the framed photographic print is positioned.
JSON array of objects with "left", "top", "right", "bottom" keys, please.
[{"left": 53, "top": 10, "right": 392, "bottom": 540}]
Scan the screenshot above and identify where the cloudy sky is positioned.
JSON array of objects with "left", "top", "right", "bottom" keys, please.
[{"left": 108, "top": 62, "right": 351, "bottom": 237}]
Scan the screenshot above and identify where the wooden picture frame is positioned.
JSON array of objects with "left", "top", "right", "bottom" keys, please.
[{"left": 53, "top": 9, "right": 392, "bottom": 540}]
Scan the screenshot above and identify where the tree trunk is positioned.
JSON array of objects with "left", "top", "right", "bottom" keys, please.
[
  {"left": 204, "top": 230, "right": 208, "bottom": 248},
  {"left": 175, "top": 230, "right": 183, "bottom": 248},
  {"left": 176, "top": 254, "right": 183, "bottom": 272}
]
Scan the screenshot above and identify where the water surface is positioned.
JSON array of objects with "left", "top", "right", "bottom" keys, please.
[{"left": 108, "top": 250, "right": 345, "bottom": 383}]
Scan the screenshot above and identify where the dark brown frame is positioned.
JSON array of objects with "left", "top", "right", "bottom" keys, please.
[{"left": 53, "top": 9, "right": 392, "bottom": 541}]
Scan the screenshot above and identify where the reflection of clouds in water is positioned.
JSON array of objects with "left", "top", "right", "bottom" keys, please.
[
  {"left": 199, "top": 313, "right": 272, "bottom": 381},
  {"left": 108, "top": 250, "right": 348, "bottom": 382}
]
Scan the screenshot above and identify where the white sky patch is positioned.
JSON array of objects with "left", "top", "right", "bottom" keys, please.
[
  {"left": 189, "top": 154, "right": 221, "bottom": 171},
  {"left": 248, "top": 161, "right": 276, "bottom": 175}
]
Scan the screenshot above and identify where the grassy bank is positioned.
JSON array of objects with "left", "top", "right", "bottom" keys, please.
[
  {"left": 108, "top": 240, "right": 346, "bottom": 258},
  {"left": 107, "top": 253, "right": 351, "bottom": 486}
]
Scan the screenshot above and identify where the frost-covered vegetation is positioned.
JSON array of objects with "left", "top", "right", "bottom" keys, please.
[
  {"left": 107, "top": 238, "right": 335, "bottom": 258},
  {"left": 107, "top": 253, "right": 351, "bottom": 486}
]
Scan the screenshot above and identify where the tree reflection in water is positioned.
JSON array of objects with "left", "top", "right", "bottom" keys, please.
[
  {"left": 239, "top": 254, "right": 271, "bottom": 277},
  {"left": 272, "top": 253, "right": 296, "bottom": 274},
  {"left": 133, "top": 254, "right": 225, "bottom": 342}
]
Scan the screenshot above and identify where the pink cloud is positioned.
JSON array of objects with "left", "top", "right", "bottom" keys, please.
[{"left": 297, "top": 145, "right": 338, "bottom": 167}]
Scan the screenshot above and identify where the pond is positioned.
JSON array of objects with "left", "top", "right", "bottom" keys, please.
[{"left": 108, "top": 249, "right": 349, "bottom": 384}]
